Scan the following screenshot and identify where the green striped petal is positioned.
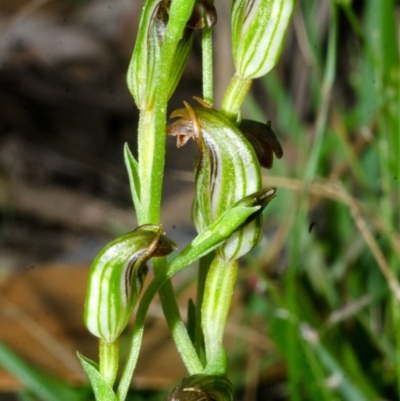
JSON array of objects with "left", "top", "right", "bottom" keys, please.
[
  {"left": 231, "top": 0, "right": 295, "bottom": 79},
  {"left": 84, "top": 225, "right": 176, "bottom": 343},
  {"left": 168, "top": 103, "right": 276, "bottom": 260},
  {"left": 168, "top": 104, "right": 261, "bottom": 226}
]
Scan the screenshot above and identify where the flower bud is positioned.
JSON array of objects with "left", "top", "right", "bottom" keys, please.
[
  {"left": 168, "top": 103, "right": 261, "bottom": 228},
  {"left": 127, "top": 0, "right": 194, "bottom": 109},
  {"left": 84, "top": 225, "right": 176, "bottom": 343},
  {"left": 167, "top": 102, "right": 275, "bottom": 260},
  {"left": 231, "top": 0, "right": 295, "bottom": 79},
  {"left": 168, "top": 374, "right": 233, "bottom": 401}
]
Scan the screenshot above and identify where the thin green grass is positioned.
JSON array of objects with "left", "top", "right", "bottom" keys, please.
[{"left": 235, "top": 0, "right": 400, "bottom": 400}]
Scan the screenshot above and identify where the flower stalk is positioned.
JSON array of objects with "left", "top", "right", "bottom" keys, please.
[
  {"left": 99, "top": 340, "right": 119, "bottom": 388},
  {"left": 80, "top": 0, "right": 294, "bottom": 399},
  {"left": 201, "top": 256, "right": 238, "bottom": 365},
  {"left": 220, "top": 73, "right": 252, "bottom": 120}
]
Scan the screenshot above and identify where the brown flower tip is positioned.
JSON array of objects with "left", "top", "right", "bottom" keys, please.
[
  {"left": 167, "top": 374, "right": 233, "bottom": 401},
  {"left": 239, "top": 119, "right": 283, "bottom": 169}
]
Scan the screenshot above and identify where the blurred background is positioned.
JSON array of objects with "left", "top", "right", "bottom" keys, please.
[{"left": 0, "top": 0, "right": 399, "bottom": 400}]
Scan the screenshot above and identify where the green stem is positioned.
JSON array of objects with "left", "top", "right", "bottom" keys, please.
[
  {"left": 202, "top": 26, "right": 214, "bottom": 105},
  {"left": 99, "top": 340, "right": 119, "bottom": 388},
  {"left": 139, "top": 0, "right": 196, "bottom": 224},
  {"left": 137, "top": 109, "right": 157, "bottom": 224},
  {"left": 220, "top": 74, "right": 252, "bottom": 120},
  {"left": 201, "top": 255, "right": 238, "bottom": 370},
  {"left": 117, "top": 259, "right": 198, "bottom": 401},
  {"left": 197, "top": 6, "right": 215, "bottom": 365},
  {"left": 154, "top": 258, "right": 204, "bottom": 374},
  {"left": 195, "top": 252, "right": 214, "bottom": 363}
]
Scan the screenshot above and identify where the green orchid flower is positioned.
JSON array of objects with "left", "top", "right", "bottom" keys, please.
[
  {"left": 232, "top": 0, "right": 295, "bottom": 80},
  {"left": 128, "top": 0, "right": 217, "bottom": 110},
  {"left": 84, "top": 224, "right": 176, "bottom": 343},
  {"left": 168, "top": 100, "right": 276, "bottom": 261}
]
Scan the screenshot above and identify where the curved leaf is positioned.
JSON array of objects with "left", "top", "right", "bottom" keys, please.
[{"left": 78, "top": 353, "right": 117, "bottom": 401}]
